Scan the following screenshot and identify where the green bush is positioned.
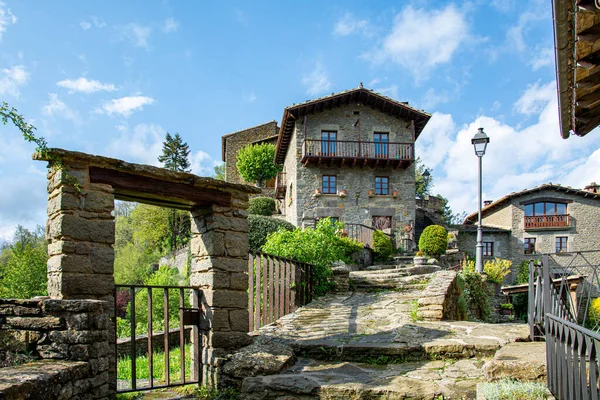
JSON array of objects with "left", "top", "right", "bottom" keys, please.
[
  {"left": 236, "top": 143, "right": 279, "bottom": 186},
  {"left": 262, "top": 218, "right": 362, "bottom": 296},
  {"left": 373, "top": 230, "right": 393, "bottom": 261},
  {"left": 484, "top": 258, "right": 512, "bottom": 284},
  {"left": 418, "top": 225, "right": 448, "bottom": 257},
  {"left": 248, "top": 197, "right": 276, "bottom": 216},
  {"left": 248, "top": 215, "right": 295, "bottom": 252},
  {"left": 459, "top": 270, "right": 490, "bottom": 321}
]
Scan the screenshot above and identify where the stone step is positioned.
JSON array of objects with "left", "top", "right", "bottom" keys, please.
[
  {"left": 483, "top": 342, "right": 547, "bottom": 383},
  {"left": 354, "top": 283, "right": 428, "bottom": 291},
  {"left": 241, "top": 357, "right": 487, "bottom": 400}
]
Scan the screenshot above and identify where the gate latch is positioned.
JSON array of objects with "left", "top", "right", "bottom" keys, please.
[{"left": 181, "top": 308, "right": 200, "bottom": 326}]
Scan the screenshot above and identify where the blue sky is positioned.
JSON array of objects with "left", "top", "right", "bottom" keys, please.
[{"left": 1, "top": 0, "right": 600, "bottom": 240}]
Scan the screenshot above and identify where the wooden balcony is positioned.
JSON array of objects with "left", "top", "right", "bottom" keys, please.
[
  {"left": 275, "top": 172, "right": 286, "bottom": 199},
  {"left": 301, "top": 139, "right": 414, "bottom": 169},
  {"left": 524, "top": 215, "right": 570, "bottom": 230}
]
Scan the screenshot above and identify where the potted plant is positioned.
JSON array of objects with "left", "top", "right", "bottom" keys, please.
[
  {"left": 498, "top": 303, "right": 514, "bottom": 315},
  {"left": 313, "top": 188, "right": 322, "bottom": 198},
  {"left": 413, "top": 250, "right": 427, "bottom": 265},
  {"left": 392, "top": 189, "right": 399, "bottom": 198},
  {"left": 339, "top": 189, "right": 347, "bottom": 198},
  {"left": 368, "top": 189, "right": 375, "bottom": 198}
]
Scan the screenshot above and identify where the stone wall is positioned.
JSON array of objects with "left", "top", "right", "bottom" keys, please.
[
  {"left": 223, "top": 121, "right": 279, "bottom": 185},
  {"left": 282, "top": 104, "right": 416, "bottom": 234},
  {"left": 159, "top": 246, "right": 190, "bottom": 276},
  {"left": 417, "top": 271, "right": 461, "bottom": 321},
  {"left": 0, "top": 298, "right": 111, "bottom": 399}
]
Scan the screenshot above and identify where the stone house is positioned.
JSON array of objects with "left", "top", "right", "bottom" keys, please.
[
  {"left": 269, "top": 86, "right": 431, "bottom": 239},
  {"left": 458, "top": 182, "right": 600, "bottom": 274}
]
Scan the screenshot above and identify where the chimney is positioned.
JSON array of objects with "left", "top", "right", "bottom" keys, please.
[
  {"left": 483, "top": 200, "right": 493, "bottom": 206},
  {"left": 584, "top": 182, "right": 600, "bottom": 193}
]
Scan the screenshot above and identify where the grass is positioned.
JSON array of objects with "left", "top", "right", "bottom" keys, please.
[
  {"left": 410, "top": 299, "right": 423, "bottom": 322},
  {"left": 116, "top": 385, "right": 240, "bottom": 400},
  {"left": 117, "top": 343, "right": 192, "bottom": 382},
  {"left": 479, "top": 379, "right": 549, "bottom": 400}
]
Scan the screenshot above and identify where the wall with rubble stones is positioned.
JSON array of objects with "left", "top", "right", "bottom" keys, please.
[{"left": 417, "top": 271, "right": 461, "bottom": 321}]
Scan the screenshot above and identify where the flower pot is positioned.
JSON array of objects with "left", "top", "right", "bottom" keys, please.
[
  {"left": 368, "top": 190, "right": 375, "bottom": 198},
  {"left": 413, "top": 256, "right": 427, "bottom": 265},
  {"left": 392, "top": 190, "right": 399, "bottom": 198},
  {"left": 499, "top": 308, "right": 513, "bottom": 316},
  {"left": 339, "top": 190, "right": 347, "bottom": 198}
]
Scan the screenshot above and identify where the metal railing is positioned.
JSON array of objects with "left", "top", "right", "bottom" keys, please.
[
  {"left": 524, "top": 214, "right": 570, "bottom": 229},
  {"left": 302, "top": 139, "right": 414, "bottom": 161},
  {"left": 248, "top": 251, "right": 315, "bottom": 332},
  {"left": 114, "top": 284, "right": 203, "bottom": 393}
]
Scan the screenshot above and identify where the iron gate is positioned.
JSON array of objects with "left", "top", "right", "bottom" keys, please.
[{"left": 114, "top": 284, "right": 204, "bottom": 394}]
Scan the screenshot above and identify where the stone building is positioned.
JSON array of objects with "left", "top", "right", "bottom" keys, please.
[
  {"left": 221, "top": 120, "right": 279, "bottom": 185},
  {"left": 272, "top": 86, "right": 431, "bottom": 236},
  {"left": 459, "top": 182, "right": 600, "bottom": 272}
]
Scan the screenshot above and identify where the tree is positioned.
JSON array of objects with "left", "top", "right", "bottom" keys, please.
[
  {"left": 437, "top": 195, "right": 468, "bottom": 225},
  {"left": 158, "top": 132, "right": 191, "bottom": 172},
  {"left": 236, "top": 143, "right": 279, "bottom": 186},
  {"left": 1, "top": 102, "right": 47, "bottom": 155},
  {"left": 415, "top": 157, "right": 433, "bottom": 199},
  {"left": 213, "top": 164, "right": 225, "bottom": 180}
]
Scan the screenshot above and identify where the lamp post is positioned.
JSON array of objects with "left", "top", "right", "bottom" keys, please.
[{"left": 471, "top": 128, "right": 490, "bottom": 274}]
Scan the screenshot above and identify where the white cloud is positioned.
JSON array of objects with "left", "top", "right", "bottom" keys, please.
[
  {"left": 190, "top": 150, "right": 217, "bottom": 176},
  {"left": 242, "top": 91, "right": 257, "bottom": 103},
  {"left": 106, "top": 123, "right": 164, "bottom": 166},
  {"left": 120, "top": 23, "right": 151, "bottom": 49},
  {"left": 80, "top": 21, "right": 91, "bottom": 30},
  {"left": 506, "top": 11, "right": 546, "bottom": 53},
  {"left": 57, "top": 77, "right": 116, "bottom": 94},
  {"left": 416, "top": 112, "right": 456, "bottom": 173},
  {"left": 420, "top": 88, "right": 450, "bottom": 110},
  {"left": 366, "top": 5, "right": 469, "bottom": 78},
  {"left": 302, "top": 62, "right": 332, "bottom": 97},
  {"left": 375, "top": 84, "right": 399, "bottom": 100},
  {"left": 91, "top": 16, "right": 106, "bottom": 28},
  {"left": 529, "top": 47, "right": 554, "bottom": 70},
  {"left": 163, "top": 18, "right": 179, "bottom": 33},
  {"left": 0, "top": 1, "right": 17, "bottom": 40},
  {"left": 96, "top": 95, "right": 155, "bottom": 117},
  {"left": 513, "top": 81, "right": 556, "bottom": 115},
  {"left": 0, "top": 65, "right": 29, "bottom": 97},
  {"left": 333, "top": 12, "right": 370, "bottom": 36},
  {"left": 42, "top": 93, "right": 80, "bottom": 123}
]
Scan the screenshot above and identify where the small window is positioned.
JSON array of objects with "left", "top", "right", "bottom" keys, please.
[
  {"left": 322, "top": 175, "right": 337, "bottom": 194},
  {"left": 524, "top": 238, "right": 536, "bottom": 254},
  {"left": 375, "top": 177, "right": 389, "bottom": 195},
  {"left": 353, "top": 111, "right": 360, "bottom": 115},
  {"left": 483, "top": 242, "right": 494, "bottom": 257},
  {"left": 556, "top": 237, "right": 568, "bottom": 253}
]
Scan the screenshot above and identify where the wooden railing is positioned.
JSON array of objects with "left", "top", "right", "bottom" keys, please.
[
  {"left": 302, "top": 140, "right": 414, "bottom": 161},
  {"left": 524, "top": 214, "right": 570, "bottom": 229},
  {"left": 248, "top": 251, "right": 314, "bottom": 332}
]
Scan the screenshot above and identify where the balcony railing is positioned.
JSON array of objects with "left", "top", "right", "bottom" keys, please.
[
  {"left": 275, "top": 172, "right": 286, "bottom": 199},
  {"left": 301, "top": 139, "right": 414, "bottom": 168},
  {"left": 524, "top": 214, "right": 570, "bottom": 230}
]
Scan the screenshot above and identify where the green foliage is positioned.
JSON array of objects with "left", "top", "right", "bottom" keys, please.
[
  {"left": 1, "top": 102, "right": 47, "bottom": 157},
  {"left": 499, "top": 303, "right": 514, "bottom": 310},
  {"left": 415, "top": 157, "right": 432, "bottom": 199},
  {"left": 114, "top": 242, "right": 159, "bottom": 285},
  {"left": 236, "top": 143, "right": 279, "bottom": 185},
  {"left": 248, "top": 215, "right": 295, "bottom": 252},
  {"left": 158, "top": 132, "right": 191, "bottom": 172},
  {"left": 480, "top": 379, "right": 549, "bottom": 400},
  {"left": 515, "top": 260, "right": 538, "bottom": 285},
  {"left": 589, "top": 297, "right": 600, "bottom": 328},
  {"left": 418, "top": 225, "right": 448, "bottom": 257},
  {"left": 262, "top": 218, "right": 362, "bottom": 296},
  {"left": 459, "top": 270, "right": 490, "bottom": 321},
  {"left": 373, "top": 230, "right": 393, "bottom": 261},
  {"left": 410, "top": 299, "right": 422, "bottom": 322},
  {"left": 213, "top": 163, "right": 226, "bottom": 180},
  {"left": 0, "top": 226, "right": 48, "bottom": 299},
  {"left": 483, "top": 258, "right": 512, "bottom": 284},
  {"left": 248, "top": 196, "right": 276, "bottom": 216}
]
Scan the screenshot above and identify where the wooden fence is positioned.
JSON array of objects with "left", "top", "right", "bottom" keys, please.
[{"left": 248, "top": 251, "right": 315, "bottom": 332}]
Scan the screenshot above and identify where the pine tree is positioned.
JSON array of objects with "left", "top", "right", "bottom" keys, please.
[{"left": 158, "top": 132, "right": 191, "bottom": 172}]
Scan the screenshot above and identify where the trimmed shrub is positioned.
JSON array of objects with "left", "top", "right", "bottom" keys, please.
[
  {"left": 248, "top": 196, "right": 276, "bottom": 216},
  {"left": 249, "top": 215, "right": 295, "bottom": 252},
  {"left": 418, "top": 225, "right": 448, "bottom": 257},
  {"left": 373, "top": 230, "right": 393, "bottom": 261},
  {"left": 589, "top": 297, "right": 600, "bottom": 328},
  {"left": 484, "top": 258, "right": 512, "bottom": 284}
]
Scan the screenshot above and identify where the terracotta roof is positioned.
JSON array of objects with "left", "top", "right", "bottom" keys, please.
[
  {"left": 274, "top": 86, "right": 431, "bottom": 164},
  {"left": 463, "top": 183, "right": 600, "bottom": 224},
  {"left": 553, "top": 0, "right": 600, "bottom": 138},
  {"left": 221, "top": 120, "right": 278, "bottom": 161}
]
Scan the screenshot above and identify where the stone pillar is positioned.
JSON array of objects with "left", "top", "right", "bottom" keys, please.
[
  {"left": 45, "top": 162, "right": 116, "bottom": 396},
  {"left": 189, "top": 199, "right": 252, "bottom": 386}
]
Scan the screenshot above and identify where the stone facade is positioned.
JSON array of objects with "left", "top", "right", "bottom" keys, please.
[
  {"left": 459, "top": 184, "right": 600, "bottom": 282},
  {"left": 0, "top": 298, "right": 112, "bottom": 399},
  {"left": 222, "top": 121, "right": 279, "bottom": 185},
  {"left": 282, "top": 103, "right": 416, "bottom": 235}
]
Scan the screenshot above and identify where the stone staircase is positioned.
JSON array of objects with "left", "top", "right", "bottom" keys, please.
[{"left": 221, "top": 267, "right": 537, "bottom": 399}]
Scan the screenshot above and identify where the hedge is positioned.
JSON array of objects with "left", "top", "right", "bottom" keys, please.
[
  {"left": 373, "top": 230, "right": 393, "bottom": 261},
  {"left": 418, "top": 225, "right": 448, "bottom": 257},
  {"left": 248, "top": 197, "right": 276, "bottom": 216},
  {"left": 248, "top": 215, "right": 295, "bottom": 251}
]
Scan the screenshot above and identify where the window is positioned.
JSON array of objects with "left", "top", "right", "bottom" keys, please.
[
  {"left": 322, "top": 175, "right": 337, "bottom": 194},
  {"left": 524, "top": 202, "right": 568, "bottom": 216},
  {"left": 483, "top": 242, "right": 494, "bottom": 257},
  {"left": 556, "top": 237, "right": 568, "bottom": 253},
  {"left": 375, "top": 177, "right": 389, "bottom": 195},
  {"left": 524, "top": 238, "right": 537, "bottom": 254},
  {"left": 373, "top": 132, "right": 389, "bottom": 158},
  {"left": 321, "top": 131, "right": 337, "bottom": 156}
]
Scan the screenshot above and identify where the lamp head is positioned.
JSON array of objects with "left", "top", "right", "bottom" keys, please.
[{"left": 471, "top": 128, "right": 490, "bottom": 157}]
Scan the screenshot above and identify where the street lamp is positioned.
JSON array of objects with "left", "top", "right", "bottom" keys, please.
[
  {"left": 423, "top": 169, "right": 431, "bottom": 185},
  {"left": 471, "top": 128, "right": 490, "bottom": 274}
]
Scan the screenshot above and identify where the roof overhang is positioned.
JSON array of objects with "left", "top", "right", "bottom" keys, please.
[
  {"left": 274, "top": 88, "right": 431, "bottom": 164},
  {"left": 553, "top": 0, "right": 600, "bottom": 138}
]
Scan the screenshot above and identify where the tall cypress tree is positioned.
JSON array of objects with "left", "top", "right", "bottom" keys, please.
[{"left": 158, "top": 132, "right": 191, "bottom": 172}]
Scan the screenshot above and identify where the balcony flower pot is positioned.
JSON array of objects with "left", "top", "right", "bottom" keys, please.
[
  {"left": 368, "top": 189, "right": 375, "bottom": 198},
  {"left": 392, "top": 190, "right": 399, "bottom": 199},
  {"left": 413, "top": 256, "right": 427, "bottom": 265},
  {"left": 339, "top": 190, "right": 347, "bottom": 198}
]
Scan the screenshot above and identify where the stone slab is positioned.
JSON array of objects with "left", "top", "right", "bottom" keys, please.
[{"left": 484, "top": 342, "right": 547, "bottom": 382}]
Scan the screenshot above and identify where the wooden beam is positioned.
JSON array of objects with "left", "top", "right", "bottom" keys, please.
[
  {"left": 577, "top": 68, "right": 600, "bottom": 89},
  {"left": 88, "top": 167, "right": 231, "bottom": 208},
  {"left": 576, "top": 88, "right": 600, "bottom": 108},
  {"left": 578, "top": 24, "right": 600, "bottom": 42},
  {"left": 578, "top": 47, "right": 600, "bottom": 68},
  {"left": 576, "top": 102, "right": 600, "bottom": 122}
]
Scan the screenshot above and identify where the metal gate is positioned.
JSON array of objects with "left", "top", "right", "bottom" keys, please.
[{"left": 114, "top": 284, "right": 204, "bottom": 394}]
